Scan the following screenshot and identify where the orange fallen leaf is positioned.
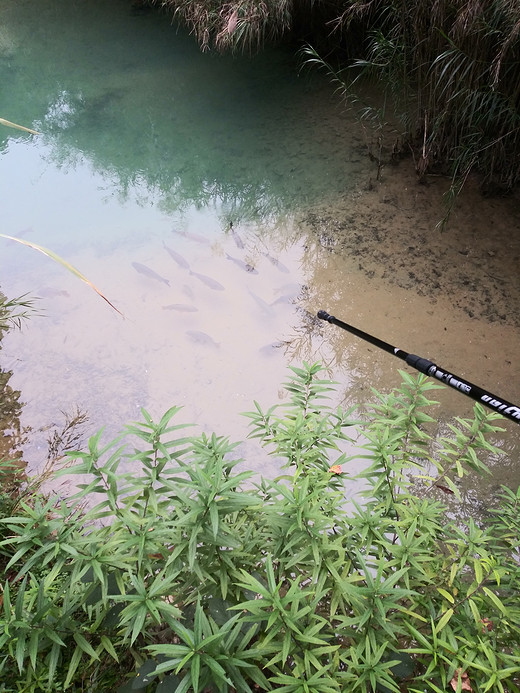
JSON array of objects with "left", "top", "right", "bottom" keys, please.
[
  {"left": 328, "top": 464, "right": 342, "bottom": 474},
  {"left": 435, "top": 484, "right": 455, "bottom": 495},
  {"left": 450, "top": 668, "right": 473, "bottom": 692},
  {"left": 481, "top": 618, "right": 493, "bottom": 632}
]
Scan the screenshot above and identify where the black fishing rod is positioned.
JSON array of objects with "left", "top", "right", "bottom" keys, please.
[{"left": 317, "top": 310, "right": 520, "bottom": 425}]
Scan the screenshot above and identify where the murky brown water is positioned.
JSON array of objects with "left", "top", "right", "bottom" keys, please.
[
  {"left": 1, "top": 0, "right": 519, "bottom": 501},
  {"left": 299, "top": 164, "right": 520, "bottom": 493}
]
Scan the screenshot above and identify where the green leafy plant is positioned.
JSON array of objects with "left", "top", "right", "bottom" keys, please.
[
  {"left": 0, "top": 363, "right": 519, "bottom": 692},
  {"left": 0, "top": 291, "right": 38, "bottom": 334}
]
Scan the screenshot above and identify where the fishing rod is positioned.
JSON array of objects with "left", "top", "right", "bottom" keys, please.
[{"left": 317, "top": 310, "right": 520, "bottom": 425}]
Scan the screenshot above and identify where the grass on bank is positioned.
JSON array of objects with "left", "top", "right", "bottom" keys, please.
[{"left": 1, "top": 362, "right": 519, "bottom": 692}]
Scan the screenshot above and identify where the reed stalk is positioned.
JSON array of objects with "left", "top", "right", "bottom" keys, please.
[
  {"left": 157, "top": 0, "right": 520, "bottom": 195},
  {"left": 324, "top": 0, "right": 520, "bottom": 195}
]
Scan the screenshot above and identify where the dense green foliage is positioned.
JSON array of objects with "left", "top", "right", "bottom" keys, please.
[{"left": 1, "top": 362, "right": 519, "bottom": 692}]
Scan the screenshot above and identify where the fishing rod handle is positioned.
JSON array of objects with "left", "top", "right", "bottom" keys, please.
[{"left": 318, "top": 309, "right": 520, "bottom": 424}]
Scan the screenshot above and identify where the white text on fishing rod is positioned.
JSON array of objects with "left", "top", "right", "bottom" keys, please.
[
  {"left": 480, "top": 396, "right": 520, "bottom": 420},
  {"left": 429, "top": 368, "right": 471, "bottom": 394}
]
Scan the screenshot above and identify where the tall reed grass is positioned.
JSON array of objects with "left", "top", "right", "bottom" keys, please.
[
  {"left": 154, "top": 0, "right": 293, "bottom": 52},
  {"left": 333, "top": 0, "right": 520, "bottom": 194},
  {"left": 157, "top": 0, "right": 520, "bottom": 196}
]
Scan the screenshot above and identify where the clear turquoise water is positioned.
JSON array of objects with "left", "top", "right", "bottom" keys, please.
[
  {"left": 0, "top": 0, "right": 369, "bottom": 474},
  {"left": 1, "top": 0, "right": 362, "bottom": 257}
]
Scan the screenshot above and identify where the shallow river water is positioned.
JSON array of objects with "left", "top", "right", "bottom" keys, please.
[{"left": 1, "top": 0, "right": 519, "bottom": 500}]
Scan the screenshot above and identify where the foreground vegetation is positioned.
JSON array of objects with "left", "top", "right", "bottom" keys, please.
[
  {"left": 155, "top": 0, "right": 520, "bottom": 197},
  {"left": 1, "top": 361, "right": 519, "bottom": 692}
]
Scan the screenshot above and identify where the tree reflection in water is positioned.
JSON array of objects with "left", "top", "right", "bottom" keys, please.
[{"left": 0, "top": 291, "right": 90, "bottom": 504}]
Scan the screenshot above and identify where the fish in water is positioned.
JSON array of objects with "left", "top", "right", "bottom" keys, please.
[
  {"left": 248, "top": 290, "right": 272, "bottom": 315},
  {"left": 189, "top": 270, "right": 225, "bottom": 291},
  {"left": 162, "top": 304, "right": 198, "bottom": 312},
  {"left": 132, "top": 262, "right": 170, "bottom": 286},
  {"left": 259, "top": 340, "right": 289, "bottom": 356},
  {"left": 274, "top": 282, "right": 301, "bottom": 295},
  {"left": 173, "top": 229, "right": 210, "bottom": 245},
  {"left": 163, "top": 241, "right": 190, "bottom": 270},
  {"left": 263, "top": 252, "right": 289, "bottom": 273},
  {"left": 17, "top": 227, "right": 34, "bottom": 237},
  {"left": 270, "top": 294, "right": 295, "bottom": 306},
  {"left": 225, "top": 253, "right": 258, "bottom": 274},
  {"left": 37, "top": 287, "right": 70, "bottom": 298},
  {"left": 231, "top": 228, "right": 245, "bottom": 250},
  {"left": 186, "top": 330, "right": 220, "bottom": 348}
]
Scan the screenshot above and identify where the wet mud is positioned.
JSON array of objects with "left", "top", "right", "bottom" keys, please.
[
  {"left": 302, "top": 162, "right": 520, "bottom": 329},
  {"left": 295, "top": 157, "right": 520, "bottom": 499}
]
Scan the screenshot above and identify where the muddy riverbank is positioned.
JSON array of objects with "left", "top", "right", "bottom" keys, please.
[
  {"left": 295, "top": 156, "right": 520, "bottom": 498},
  {"left": 303, "top": 159, "right": 520, "bottom": 327}
]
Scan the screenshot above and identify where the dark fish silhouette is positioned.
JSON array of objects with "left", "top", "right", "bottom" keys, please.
[
  {"left": 189, "top": 271, "right": 225, "bottom": 291},
  {"left": 225, "top": 253, "right": 258, "bottom": 274},
  {"left": 173, "top": 229, "right": 210, "bottom": 244},
  {"left": 270, "top": 294, "right": 295, "bottom": 306},
  {"left": 259, "top": 341, "right": 288, "bottom": 356},
  {"left": 248, "top": 290, "right": 272, "bottom": 315},
  {"left": 17, "top": 227, "right": 34, "bottom": 237},
  {"left": 132, "top": 262, "right": 170, "bottom": 286},
  {"left": 275, "top": 283, "right": 301, "bottom": 295},
  {"left": 186, "top": 330, "right": 220, "bottom": 348},
  {"left": 231, "top": 229, "right": 245, "bottom": 249},
  {"left": 162, "top": 304, "right": 198, "bottom": 312},
  {"left": 37, "top": 287, "right": 70, "bottom": 298},
  {"left": 163, "top": 241, "right": 190, "bottom": 270},
  {"left": 263, "top": 252, "right": 289, "bottom": 273}
]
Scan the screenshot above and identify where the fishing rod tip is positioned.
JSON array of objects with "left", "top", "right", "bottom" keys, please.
[{"left": 317, "top": 310, "right": 333, "bottom": 322}]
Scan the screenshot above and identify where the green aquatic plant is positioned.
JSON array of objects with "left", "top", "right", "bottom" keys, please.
[
  {"left": 0, "top": 364, "right": 519, "bottom": 692},
  {"left": 0, "top": 292, "right": 38, "bottom": 334}
]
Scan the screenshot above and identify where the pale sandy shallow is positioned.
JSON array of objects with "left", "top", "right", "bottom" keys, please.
[{"left": 1, "top": 122, "right": 519, "bottom": 503}]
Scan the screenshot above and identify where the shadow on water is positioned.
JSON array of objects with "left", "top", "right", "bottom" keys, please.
[{"left": 0, "top": 0, "right": 361, "bottom": 226}]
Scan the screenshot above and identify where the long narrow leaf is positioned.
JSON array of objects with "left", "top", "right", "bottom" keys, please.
[
  {"left": 0, "top": 117, "right": 41, "bottom": 135},
  {"left": 0, "top": 234, "right": 123, "bottom": 316}
]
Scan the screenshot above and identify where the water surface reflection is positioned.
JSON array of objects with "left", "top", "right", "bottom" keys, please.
[{"left": 1, "top": 0, "right": 519, "bottom": 510}]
